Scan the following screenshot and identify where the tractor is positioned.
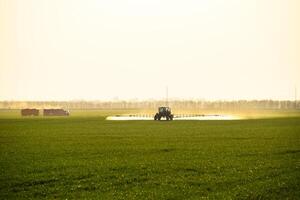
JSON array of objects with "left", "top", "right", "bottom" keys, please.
[{"left": 154, "top": 107, "right": 174, "bottom": 121}]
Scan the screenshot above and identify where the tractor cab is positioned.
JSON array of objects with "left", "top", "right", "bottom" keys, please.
[
  {"left": 154, "top": 107, "right": 173, "bottom": 121},
  {"left": 159, "top": 107, "right": 171, "bottom": 114}
]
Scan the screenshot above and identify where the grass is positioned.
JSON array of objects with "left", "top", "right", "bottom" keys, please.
[{"left": 0, "top": 110, "right": 299, "bottom": 199}]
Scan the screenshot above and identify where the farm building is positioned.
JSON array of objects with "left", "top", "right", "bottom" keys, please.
[
  {"left": 21, "top": 109, "right": 39, "bottom": 116},
  {"left": 43, "top": 109, "right": 69, "bottom": 116}
]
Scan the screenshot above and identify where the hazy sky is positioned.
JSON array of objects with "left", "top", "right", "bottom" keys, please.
[{"left": 0, "top": 0, "right": 299, "bottom": 101}]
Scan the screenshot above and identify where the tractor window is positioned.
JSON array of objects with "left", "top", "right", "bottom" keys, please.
[{"left": 159, "top": 107, "right": 171, "bottom": 112}]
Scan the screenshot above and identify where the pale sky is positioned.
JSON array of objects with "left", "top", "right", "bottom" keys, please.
[{"left": 0, "top": 0, "right": 299, "bottom": 101}]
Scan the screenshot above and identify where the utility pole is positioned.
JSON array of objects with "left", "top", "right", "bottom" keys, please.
[
  {"left": 295, "top": 85, "right": 297, "bottom": 109},
  {"left": 166, "top": 86, "right": 168, "bottom": 107}
]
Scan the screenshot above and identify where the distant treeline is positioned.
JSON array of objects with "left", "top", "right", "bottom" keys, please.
[{"left": 0, "top": 100, "right": 298, "bottom": 110}]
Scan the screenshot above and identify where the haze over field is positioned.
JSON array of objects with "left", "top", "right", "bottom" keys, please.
[{"left": 0, "top": 0, "right": 299, "bottom": 101}]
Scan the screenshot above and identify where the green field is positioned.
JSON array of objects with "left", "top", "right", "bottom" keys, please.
[{"left": 0, "top": 110, "right": 300, "bottom": 199}]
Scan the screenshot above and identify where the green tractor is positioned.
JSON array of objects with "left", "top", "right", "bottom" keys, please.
[{"left": 154, "top": 107, "right": 174, "bottom": 121}]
